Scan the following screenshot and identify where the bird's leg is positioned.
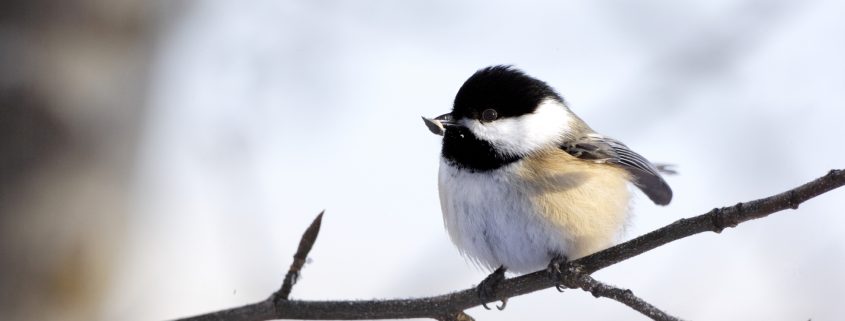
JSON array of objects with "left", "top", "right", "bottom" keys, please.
[
  {"left": 477, "top": 265, "right": 508, "bottom": 310},
  {"left": 546, "top": 254, "right": 569, "bottom": 292}
]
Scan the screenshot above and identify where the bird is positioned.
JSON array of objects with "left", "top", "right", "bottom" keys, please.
[{"left": 422, "top": 65, "right": 673, "bottom": 310}]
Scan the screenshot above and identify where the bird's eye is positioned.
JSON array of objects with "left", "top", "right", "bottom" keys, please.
[{"left": 481, "top": 109, "right": 498, "bottom": 122}]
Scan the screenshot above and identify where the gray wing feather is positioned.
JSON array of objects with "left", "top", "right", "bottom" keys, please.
[{"left": 561, "top": 134, "right": 673, "bottom": 205}]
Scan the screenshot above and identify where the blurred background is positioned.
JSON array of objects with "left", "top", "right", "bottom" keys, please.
[{"left": 1, "top": 0, "right": 844, "bottom": 320}]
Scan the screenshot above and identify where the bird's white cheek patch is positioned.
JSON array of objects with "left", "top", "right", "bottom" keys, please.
[{"left": 464, "top": 99, "right": 573, "bottom": 156}]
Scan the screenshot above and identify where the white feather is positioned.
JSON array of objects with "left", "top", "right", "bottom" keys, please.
[
  {"left": 462, "top": 99, "right": 573, "bottom": 157},
  {"left": 439, "top": 160, "right": 564, "bottom": 273}
]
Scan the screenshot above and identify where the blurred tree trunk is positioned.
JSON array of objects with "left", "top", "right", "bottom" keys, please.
[{"left": 0, "top": 1, "right": 156, "bottom": 320}]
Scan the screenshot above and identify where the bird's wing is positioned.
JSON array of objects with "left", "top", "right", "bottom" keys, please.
[{"left": 560, "top": 133, "right": 673, "bottom": 205}]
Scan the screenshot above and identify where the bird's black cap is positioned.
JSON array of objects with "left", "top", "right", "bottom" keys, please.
[{"left": 452, "top": 65, "right": 563, "bottom": 120}]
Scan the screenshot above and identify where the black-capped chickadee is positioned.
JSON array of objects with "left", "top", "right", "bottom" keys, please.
[{"left": 423, "top": 66, "right": 672, "bottom": 309}]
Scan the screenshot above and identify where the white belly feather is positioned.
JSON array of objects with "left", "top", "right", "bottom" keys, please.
[{"left": 438, "top": 153, "right": 632, "bottom": 274}]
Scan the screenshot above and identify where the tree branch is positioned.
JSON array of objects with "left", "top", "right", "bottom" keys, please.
[
  {"left": 562, "top": 269, "right": 681, "bottom": 321},
  {"left": 173, "top": 169, "right": 845, "bottom": 321}
]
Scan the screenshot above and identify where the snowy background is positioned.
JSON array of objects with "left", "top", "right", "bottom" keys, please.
[{"left": 10, "top": 1, "right": 844, "bottom": 320}]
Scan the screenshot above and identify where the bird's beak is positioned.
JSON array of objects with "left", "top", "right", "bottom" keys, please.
[{"left": 421, "top": 113, "right": 458, "bottom": 136}]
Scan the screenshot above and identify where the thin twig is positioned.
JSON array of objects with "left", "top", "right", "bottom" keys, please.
[
  {"left": 174, "top": 169, "right": 845, "bottom": 321},
  {"left": 563, "top": 269, "right": 683, "bottom": 321},
  {"left": 274, "top": 211, "right": 324, "bottom": 302}
]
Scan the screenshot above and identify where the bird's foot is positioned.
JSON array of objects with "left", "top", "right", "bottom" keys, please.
[
  {"left": 546, "top": 255, "right": 569, "bottom": 292},
  {"left": 477, "top": 266, "right": 507, "bottom": 310}
]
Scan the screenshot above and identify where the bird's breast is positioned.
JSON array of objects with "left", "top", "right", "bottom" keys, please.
[{"left": 438, "top": 150, "right": 632, "bottom": 273}]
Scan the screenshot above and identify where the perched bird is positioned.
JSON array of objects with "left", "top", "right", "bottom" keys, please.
[{"left": 423, "top": 65, "right": 672, "bottom": 309}]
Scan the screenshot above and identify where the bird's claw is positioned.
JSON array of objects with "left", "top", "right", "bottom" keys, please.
[
  {"left": 496, "top": 298, "right": 508, "bottom": 310},
  {"left": 546, "top": 255, "right": 569, "bottom": 292},
  {"left": 477, "top": 266, "right": 507, "bottom": 310}
]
